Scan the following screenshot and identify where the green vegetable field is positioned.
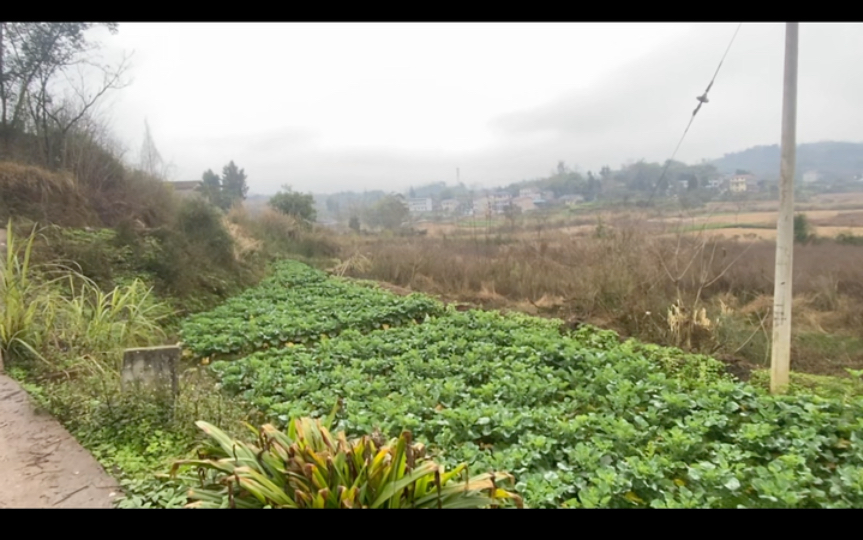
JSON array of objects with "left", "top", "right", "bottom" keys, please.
[
  {"left": 190, "top": 259, "right": 863, "bottom": 508},
  {"left": 180, "top": 260, "right": 443, "bottom": 358}
]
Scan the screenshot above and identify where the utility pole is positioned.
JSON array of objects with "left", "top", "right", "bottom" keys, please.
[{"left": 770, "top": 22, "right": 799, "bottom": 394}]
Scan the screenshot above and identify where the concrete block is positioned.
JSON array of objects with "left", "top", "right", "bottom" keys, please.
[{"left": 121, "top": 345, "right": 180, "bottom": 398}]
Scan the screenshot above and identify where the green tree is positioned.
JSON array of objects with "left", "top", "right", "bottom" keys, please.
[
  {"left": 348, "top": 216, "right": 360, "bottom": 232},
  {"left": 367, "top": 195, "right": 409, "bottom": 231},
  {"left": 269, "top": 185, "right": 317, "bottom": 222},
  {"left": 221, "top": 160, "right": 248, "bottom": 209},
  {"left": 556, "top": 161, "right": 567, "bottom": 176},
  {"left": 794, "top": 213, "right": 812, "bottom": 243},
  {"left": 199, "top": 169, "right": 224, "bottom": 209}
]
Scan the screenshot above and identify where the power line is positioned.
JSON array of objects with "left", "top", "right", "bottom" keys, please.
[{"left": 646, "top": 23, "right": 743, "bottom": 204}]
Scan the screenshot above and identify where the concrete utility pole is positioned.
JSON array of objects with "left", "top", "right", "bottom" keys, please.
[{"left": 770, "top": 22, "right": 799, "bottom": 394}]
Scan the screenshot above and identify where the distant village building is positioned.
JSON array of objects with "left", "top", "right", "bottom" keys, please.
[
  {"left": 558, "top": 194, "right": 585, "bottom": 207},
  {"left": 407, "top": 198, "right": 433, "bottom": 213},
  {"left": 518, "top": 187, "right": 541, "bottom": 199},
  {"left": 473, "top": 197, "right": 492, "bottom": 216},
  {"left": 167, "top": 180, "right": 203, "bottom": 199},
  {"left": 440, "top": 199, "right": 461, "bottom": 213},
  {"left": 729, "top": 174, "right": 755, "bottom": 193},
  {"left": 512, "top": 196, "right": 536, "bottom": 212},
  {"left": 491, "top": 192, "right": 512, "bottom": 213},
  {"left": 707, "top": 177, "right": 725, "bottom": 190},
  {"left": 746, "top": 178, "right": 761, "bottom": 192}
]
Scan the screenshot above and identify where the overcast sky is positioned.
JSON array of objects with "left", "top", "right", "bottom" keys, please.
[{"left": 93, "top": 23, "right": 863, "bottom": 195}]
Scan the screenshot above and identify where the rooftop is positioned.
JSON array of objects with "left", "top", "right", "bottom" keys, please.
[{"left": 168, "top": 180, "right": 202, "bottom": 190}]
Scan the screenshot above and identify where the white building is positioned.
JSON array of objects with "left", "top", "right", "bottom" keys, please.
[
  {"left": 440, "top": 199, "right": 460, "bottom": 213},
  {"left": 519, "top": 187, "right": 541, "bottom": 199},
  {"left": 730, "top": 174, "right": 755, "bottom": 193},
  {"left": 407, "top": 198, "right": 433, "bottom": 213},
  {"left": 491, "top": 192, "right": 512, "bottom": 213}
]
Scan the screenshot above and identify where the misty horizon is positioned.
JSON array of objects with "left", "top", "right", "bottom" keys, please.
[{"left": 90, "top": 23, "right": 863, "bottom": 195}]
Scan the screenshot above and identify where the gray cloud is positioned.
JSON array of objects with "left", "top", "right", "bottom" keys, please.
[
  {"left": 484, "top": 23, "right": 863, "bottom": 176},
  {"left": 103, "top": 23, "right": 863, "bottom": 194}
]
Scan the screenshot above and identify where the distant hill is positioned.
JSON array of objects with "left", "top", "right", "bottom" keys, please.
[{"left": 711, "top": 141, "right": 863, "bottom": 178}]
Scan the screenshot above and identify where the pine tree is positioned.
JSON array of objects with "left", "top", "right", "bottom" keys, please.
[{"left": 221, "top": 160, "right": 248, "bottom": 209}]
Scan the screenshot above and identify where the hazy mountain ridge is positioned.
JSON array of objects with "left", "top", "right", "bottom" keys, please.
[
  {"left": 242, "top": 141, "right": 863, "bottom": 202},
  {"left": 711, "top": 141, "right": 863, "bottom": 178}
]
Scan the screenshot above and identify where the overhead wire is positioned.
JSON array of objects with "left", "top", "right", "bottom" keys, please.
[{"left": 645, "top": 23, "right": 743, "bottom": 205}]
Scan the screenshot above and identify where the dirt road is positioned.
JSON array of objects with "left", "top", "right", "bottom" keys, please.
[{"left": 0, "top": 374, "right": 121, "bottom": 508}]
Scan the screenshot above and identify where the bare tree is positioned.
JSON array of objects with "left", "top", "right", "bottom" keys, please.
[
  {"left": 1, "top": 23, "right": 128, "bottom": 166},
  {"left": 63, "top": 108, "right": 130, "bottom": 194},
  {"left": 34, "top": 53, "right": 132, "bottom": 168},
  {"left": 3, "top": 24, "right": 114, "bottom": 128}
]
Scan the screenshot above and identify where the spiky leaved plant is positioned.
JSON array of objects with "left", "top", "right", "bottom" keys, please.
[
  {"left": 0, "top": 219, "right": 59, "bottom": 367},
  {"left": 169, "top": 416, "right": 523, "bottom": 509}
]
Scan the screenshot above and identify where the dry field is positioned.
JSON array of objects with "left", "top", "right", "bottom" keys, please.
[
  {"left": 340, "top": 192, "right": 863, "bottom": 379},
  {"left": 413, "top": 192, "right": 863, "bottom": 244}
]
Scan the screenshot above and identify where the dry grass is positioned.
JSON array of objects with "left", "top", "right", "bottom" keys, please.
[
  {"left": 0, "top": 161, "right": 94, "bottom": 226},
  {"left": 330, "top": 213, "right": 863, "bottom": 376},
  {"left": 0, "top": 155, "right": 180, "bottom": 231},
  {"left": 222, "top": 216, "right": 262, "bottom": 262},
  {"left": 812, "top": 226, "right": 863, "bottom": 238},
  {"left": 0, "top": 161, "right": 75, "bottom": 192},
  {"left": 228, "top": 205, "right": 341, "bottom": 263}
]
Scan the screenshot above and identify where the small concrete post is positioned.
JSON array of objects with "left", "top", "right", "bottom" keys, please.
[{"left": 121, "top": 345, "right": 181, "bottom": 399}]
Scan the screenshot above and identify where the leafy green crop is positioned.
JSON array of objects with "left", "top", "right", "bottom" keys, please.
[
  {"left": 211, "top": 309, "right": 863, "bottom": 509},
  {"left": 180, "top": 260, "right": 443, "bottom": 358}
]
